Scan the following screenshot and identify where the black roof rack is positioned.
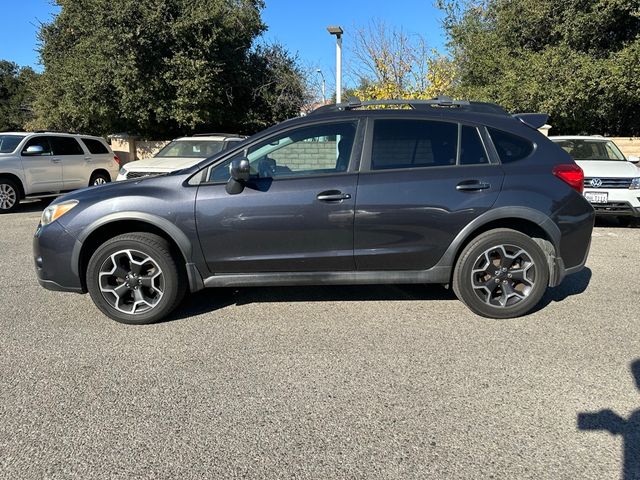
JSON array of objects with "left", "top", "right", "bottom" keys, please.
[
  {"left": 33, "top": 130, "right": 82, "bottom": 135},
  {"left": 191, "top": 132, "right": 247, "bottom": 138},
  {"left": 311, "top": 96, "right": 510, "bottom": 116}
]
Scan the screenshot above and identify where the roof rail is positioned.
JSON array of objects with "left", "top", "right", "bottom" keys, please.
[
  {"left": 191, "top": 132, "right": 246, "bottom": 138},
  {"left": 32, "top": 130, "right": 82, "bottom": 135},
  {"left": 311, "top": 96, "right": 510, "bottom": 115}
]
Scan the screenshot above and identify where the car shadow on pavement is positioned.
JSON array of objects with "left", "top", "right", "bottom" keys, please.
[
  {"left": 166, "top": 283, "right": 457, "bottom": 322},
  {"left": 12, "top": 199, "right": 52, "bottom": 214},
  {"left": 578, "top": 359, "right": 640, "bottom": 480},
  {"left": 533, "top": 267, "right": 593, "bottom": 312},
  {"left": 167, "top": 268, "right": 591, "bottom": 322}
]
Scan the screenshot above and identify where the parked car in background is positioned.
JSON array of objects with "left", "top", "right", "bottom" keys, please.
[
  {"left": 0, "top": 132, "right": 120, "bottom": 213},
  {"left": 550, "top": 136, "right": 640, "bottom": 225},
  {"left": 116, "top": 133, "right": 247, "bottom": 180},
  {"left": 34, "top": 97, "right": 594, "bottom": 324}
]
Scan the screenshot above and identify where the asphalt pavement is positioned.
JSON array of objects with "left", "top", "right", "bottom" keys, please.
[{"left": 1, "top": 202, "right": 639, "bottom": 479}]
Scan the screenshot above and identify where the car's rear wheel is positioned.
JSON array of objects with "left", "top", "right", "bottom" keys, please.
[
  {"left": 453, "top": 229, "right": 550, "bottom": 319},
  {"left": 86, "top": 233, "right": 186, "bottom": 324},
  {"left": 89, "top": 172, "right": 110, "bottom": 186},
  {"left": 0, "top": 179, "right": 21, "bottom": 213}
]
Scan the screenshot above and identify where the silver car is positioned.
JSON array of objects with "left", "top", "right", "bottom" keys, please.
[{"left": 0, "top": 132, "right": 120, "bottom": 213}]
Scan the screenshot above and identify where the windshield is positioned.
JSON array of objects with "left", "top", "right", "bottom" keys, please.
[
  {"left": 155, "top": 139, "right": 224, "bottom": 158},
  {"left": 0, "top": 135, "right": 24, "bottom": 153},
  {"left": 554, "top": 139, "right": 626, "bottom": 161}
]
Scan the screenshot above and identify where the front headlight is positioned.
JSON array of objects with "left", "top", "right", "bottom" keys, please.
[
  {"left": 41, "top": 200, "right": 79, "bottom": 226},
  {"left": 630, "top": 178, "right": 640, "bottom": 190}
]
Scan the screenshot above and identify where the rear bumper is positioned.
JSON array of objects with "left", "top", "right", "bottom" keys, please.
[{"left": 33, "top": 222, "right": 84, "bottom": 294}]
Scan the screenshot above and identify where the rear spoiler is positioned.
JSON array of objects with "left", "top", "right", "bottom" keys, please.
[{"left": 513, "top": 113, "right": 549, "bottom": 130}]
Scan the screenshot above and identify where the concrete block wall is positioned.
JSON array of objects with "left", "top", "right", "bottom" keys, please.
[
  {"left": 109, "top": 137, "right": 170, "bottom": 165},
  {"left": 270, "top": 140, "right": 338, "bottom": 170},
  {"left": 610, "top": 137, "right": 640, "bottom": 158}
]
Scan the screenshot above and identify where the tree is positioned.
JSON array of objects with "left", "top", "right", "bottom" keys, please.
[
  {"left": 32, "top": 0, "right": 306, "bottom": 137},
  {"left": 0, "top": 61, "right": 37, "bottom": 131},
  {"left": 235, "top": 44, "right": 308, "bottom": 131},
  {"left": 437, "top": 0, "right": 640, "bottom": 135},
  {"left": 348, "top": 21, "right": 457, "bottom": 101}
]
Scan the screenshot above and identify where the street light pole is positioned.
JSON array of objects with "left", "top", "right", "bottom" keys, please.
[
  {"left": 326, "top": 26, "right": 344, "bottom": 104},
  {"left": 316, "top": 69, "right": 326, "bottom": 104}
]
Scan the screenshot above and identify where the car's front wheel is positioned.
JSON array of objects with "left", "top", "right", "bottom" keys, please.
[
  {"left": 86, "top": 233, "right": 186, "bottom": 324},
  {"left": 453, "top": 228, "right": 550, "bottom": 319},
  {"left": 0, "top": 178, "right": 21, "bottom": 213}
]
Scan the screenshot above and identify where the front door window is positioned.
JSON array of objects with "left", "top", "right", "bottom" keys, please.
[{"left": 208, "top": 122, "right": 357, "bottom": 183}]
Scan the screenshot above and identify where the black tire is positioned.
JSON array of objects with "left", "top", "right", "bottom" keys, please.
[
  {"left": 617, "top": 216, "right": 633, "bottom": 227},
  {"left": 89, "top": 171, "right": 111, "bottom": 186},
  {"left": 453, "top": 228, "right": 550, "bottom": 319},
  {"left": 0, "top": 178, "right": 21, "bottom": 213},
  {"left": 86, "top": 232, "right": 186, "bottom": 324}
]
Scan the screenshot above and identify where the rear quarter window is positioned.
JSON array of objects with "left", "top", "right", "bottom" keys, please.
[
  {"left": 81, "top": 138, "right": 109, "bottom": 154},
  {"left": 488, "top": 128, "right": 534, "bottom": 163}
]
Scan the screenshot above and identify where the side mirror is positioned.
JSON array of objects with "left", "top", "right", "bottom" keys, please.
[
  {"left": 628, "top": 155, "right": 640, "bottom": 164},
  {"left": 24, "top": 145, "right": 44, "bottom": 156},
  {"left": 226, "top": 158, "right": 250, "bottom": 194}
]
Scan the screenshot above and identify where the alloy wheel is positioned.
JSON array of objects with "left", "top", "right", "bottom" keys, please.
[
  {"left": 470, "top": 244, "right": 536, "bottom": 308},
  {"left": 0, "top": 183, "right": 17, "bottom": 210},
  {"left": 98, "top": 249, "right": 165, "bottom": 314},
  {"left": 93, "top": 177, "right": 107, "bottom": 185}
]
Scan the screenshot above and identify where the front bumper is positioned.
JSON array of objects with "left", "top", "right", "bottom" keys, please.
[
  {"left": 589, "top": 201, "right": 640, "bottom": 217},
  {"left": 33, "top": 221, "right": 84, "bottom": 293},
  {"left": 583, "top": 189, "right": 640, "bottom": 217}
]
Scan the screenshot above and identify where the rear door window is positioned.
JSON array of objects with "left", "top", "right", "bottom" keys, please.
[
  {"left": 81, "top": 138, "right": 109, "bottom": 154},
  {"left": 371, "top": 119, "right": 457, "bottom": 170},
  {"left": 51, "top": 136, "right": 84, "bottom": 156},
  {"left": 488, "top": 128, "right": 534, "bottom": 163}
]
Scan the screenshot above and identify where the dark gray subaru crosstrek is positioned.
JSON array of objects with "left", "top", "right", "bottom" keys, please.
[{"left": 34, "top": 97, "right": 594, "bottom": 324}]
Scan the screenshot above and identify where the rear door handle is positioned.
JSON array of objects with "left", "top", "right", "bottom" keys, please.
[
  {"left": 51, "top": 158, "right": 62, "bottom": 164},
  {"left": 456, "top": 180, "right": 491, "bottom": 192},
  {"left": 84, "top": 156, "right": 92, "bottom": 162},
  {"left": 317, "top": 190, "right": 351, "bottom": 202}
]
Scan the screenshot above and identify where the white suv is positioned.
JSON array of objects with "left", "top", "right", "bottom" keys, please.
[
  {"left": 550, "top": 136, "right": 640, "bottom": 225},
  {"left": 0, "top": 132, "right": 120, "bottom": 213},
  {"left": 116, "top": 133, "right": 246, "bottom": 181}
]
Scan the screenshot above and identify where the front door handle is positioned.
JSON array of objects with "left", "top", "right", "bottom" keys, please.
[
  {"left": 317, "top": 190, "right": 351, "bottom": 202},
  {"left": 456, "top": 180, "right": 491, "bottom": 192},
  {"left": 51, "top": 158, "right": 62, "bottom": 164}
]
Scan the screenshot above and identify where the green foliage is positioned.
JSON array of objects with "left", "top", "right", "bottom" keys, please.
[
  {"left": 0, "top": 61, "right": 38, "bottom": 131},
  {"left": 438, "top": 0, "right": 640, "bottom": 135},
  {"left": 32, "top": 0, "right": 305, "bottom": 137}
]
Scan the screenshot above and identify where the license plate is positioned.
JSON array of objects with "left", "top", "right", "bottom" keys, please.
[{"left": 584, "top": 191, "right": 608, "bottom": 204}]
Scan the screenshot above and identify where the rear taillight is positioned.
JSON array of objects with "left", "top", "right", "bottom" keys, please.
[
  {"left": 553, "top": 164, "right": 584, "bottom": 193},
  {"left": 113, "top": 154, "right": 121, "bottom": 166}
]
